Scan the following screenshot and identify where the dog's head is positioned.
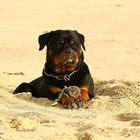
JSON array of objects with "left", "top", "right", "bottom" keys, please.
[{"left": 38, "top": 30, "right": 85, "bottom": 74}]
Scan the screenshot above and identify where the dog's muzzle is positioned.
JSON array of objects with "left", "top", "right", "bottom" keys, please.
[{"left": 60, "top": 46, "right": 77, "bottom": 67}]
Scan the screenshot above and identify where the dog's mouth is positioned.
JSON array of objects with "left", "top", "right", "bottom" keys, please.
[
  {"left": 56, "top": 58, "right": 78, "bottom": 74},
  {"left": 52, "top": 50, "right": 79, "bottom": 73},
  {"left": 53, "top": 57, "right": 78, "bottom": 74}
]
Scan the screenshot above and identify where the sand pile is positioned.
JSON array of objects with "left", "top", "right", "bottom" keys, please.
[{"left": 0, "top": 73, "right": 139, "bottom": 140}]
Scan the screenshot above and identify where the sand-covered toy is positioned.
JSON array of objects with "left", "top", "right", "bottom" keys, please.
[{"left": 52, "top": 86, "right": 81, "bottom": 106}]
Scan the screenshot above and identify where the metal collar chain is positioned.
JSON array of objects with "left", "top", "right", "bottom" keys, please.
[{"left": 43, "top": 69, "right": 78, "bottom": 81}]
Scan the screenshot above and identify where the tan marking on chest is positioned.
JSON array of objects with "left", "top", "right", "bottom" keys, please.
[{"left": 48, "top": 85, "right": 61, "bottom": 94}]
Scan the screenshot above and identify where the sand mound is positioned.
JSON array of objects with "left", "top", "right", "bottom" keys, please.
[
  {"left": 0, "top": 74, "right": 140, "bottom": 140},
  {"left": 90, "top": 79, "right": 140, "bottom": 112}
]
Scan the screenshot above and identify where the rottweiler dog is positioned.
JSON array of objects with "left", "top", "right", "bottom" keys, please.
[{"left": 13, "top": 30, "right": 94, "bottom": 108}]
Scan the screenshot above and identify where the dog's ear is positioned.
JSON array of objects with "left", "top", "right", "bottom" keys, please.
[
  {"left": 38, "top": 32, "right": 52, "bottom": 51},
  {"left": 74, "top": 31, "right": 86, "bottom": 51}
]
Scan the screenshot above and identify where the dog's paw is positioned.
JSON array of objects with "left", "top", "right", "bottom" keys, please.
[{"left": 73, "top": 89, "right": 89, "bottom": 108}]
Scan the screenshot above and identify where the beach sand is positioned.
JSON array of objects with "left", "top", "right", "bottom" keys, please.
[{"left": 0, "top": 0, "right": 140, "bottom": 139}]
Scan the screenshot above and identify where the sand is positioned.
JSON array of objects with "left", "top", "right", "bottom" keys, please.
[{"left": 0, "top": 0, "right": 140, "bottom": 139}]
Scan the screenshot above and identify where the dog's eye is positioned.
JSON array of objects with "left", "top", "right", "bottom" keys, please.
[
  {"left": 70, "top": 40, "right": 75, "bottom": 45},
  {"left": 60, "top": 40, "right": 64, "bottom": 45}
]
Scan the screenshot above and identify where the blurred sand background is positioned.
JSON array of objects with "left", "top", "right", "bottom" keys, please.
[{"left": 0, "top": 0, "right": 140, "bottom": 139}]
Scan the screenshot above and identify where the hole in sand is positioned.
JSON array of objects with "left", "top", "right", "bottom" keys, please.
[
  {"left": 131, "top": 120, "right": 140, "bottom": 126},
  {"left": 114, "top": 113, "right": 140, "bottom": 121}
]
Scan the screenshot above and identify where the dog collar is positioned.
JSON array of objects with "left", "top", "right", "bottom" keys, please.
[{"left": 43, "top": 68, "right": 78, "bottom": 81}]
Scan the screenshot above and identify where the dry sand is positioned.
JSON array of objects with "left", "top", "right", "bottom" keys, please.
[{"left": 0, "top": 0, "right": 140, "bottom": 139}]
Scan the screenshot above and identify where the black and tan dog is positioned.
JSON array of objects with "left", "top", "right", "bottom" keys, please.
[{"left": 13, "top": 30, "right": 94, "bottom": 108}]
